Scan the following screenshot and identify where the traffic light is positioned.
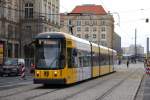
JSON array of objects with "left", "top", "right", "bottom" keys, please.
[{"left": 146, "top": 18, "right": 149, "bottom": 23}]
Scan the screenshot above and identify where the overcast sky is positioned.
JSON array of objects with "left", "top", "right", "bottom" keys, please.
[{"left": 60, "top": 0, "right": 150, "bottom": 52}]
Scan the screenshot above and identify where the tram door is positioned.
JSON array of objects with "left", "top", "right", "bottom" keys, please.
[{"left": 67, "top": 48, "right": 77, "bottom": 84}]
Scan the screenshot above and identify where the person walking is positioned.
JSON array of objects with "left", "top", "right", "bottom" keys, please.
[{"left": 127, "top": 59, "right": 129, "bottom": 68}]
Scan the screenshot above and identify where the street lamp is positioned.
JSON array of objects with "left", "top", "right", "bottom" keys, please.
[
  {"left": 146, "top": 18, "right": 149, "bottom": 23},
  {"left": 145, "top": 18, "right": 150, "bottom": 58}
]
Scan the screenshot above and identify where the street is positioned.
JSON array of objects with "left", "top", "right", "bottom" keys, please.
[
  {"left": 0, "top": 62, "right": 145, "bottom": 100},
  {"left": 0, "top": 75, "right": 33, "bottom": 90}
]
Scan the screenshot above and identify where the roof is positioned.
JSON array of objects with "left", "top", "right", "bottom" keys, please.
[{"left": 71, "top": 4, "right": 107, "bottom": 15}]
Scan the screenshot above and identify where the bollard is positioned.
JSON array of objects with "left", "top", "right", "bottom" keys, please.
[
  {"left": 146, "top": 67, "right": 150, "bottom": 74},
  {"left": 20, "top": 64, "right": 26, "bottom": 79}
]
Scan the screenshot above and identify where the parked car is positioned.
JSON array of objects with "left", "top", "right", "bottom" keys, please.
[{"left": 0, "top": 58, "right": 22, "bottom": 76}]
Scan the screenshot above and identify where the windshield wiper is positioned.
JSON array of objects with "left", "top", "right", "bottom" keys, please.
[{"left": 49, "top": 56, "right": 58, "bottom": 68}]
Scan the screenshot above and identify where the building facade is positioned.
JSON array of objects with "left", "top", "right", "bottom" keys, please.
[
  {"left": 122, "top": 45, "right": 144, "bottom": 58},
  {"left": 0, "top": 0, "right": 20, "bottom": 59},
  {"left": 19, "top": 0, "right": 60, "bottom": 57},
  {"left": 0, "top": 0, "right": 60, "bottom": 59},
  {"left": 60, "top": 4, "right": 114, "bottom": 48},
  {"left": 113, "top": 32, "right": 122, "bottom": 54}
]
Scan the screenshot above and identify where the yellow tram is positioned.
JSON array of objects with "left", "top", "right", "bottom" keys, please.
[{"left": 33, "top": 32, "right": 117, "bottom": 85}]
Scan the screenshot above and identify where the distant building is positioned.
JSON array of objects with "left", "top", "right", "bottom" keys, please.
[
  {"left": 60, "top": 4, "right": 114, "bottom": 48},
  {"left": 122, "top": 45, "right": 144, "bottom": 59},
  {"left": 113, "top": 32, "right": 122, "bottom": 54}
]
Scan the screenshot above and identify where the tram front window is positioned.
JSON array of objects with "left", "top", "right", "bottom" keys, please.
[{"left": 36, "top": 40, "right": 63, "bottom": 69}]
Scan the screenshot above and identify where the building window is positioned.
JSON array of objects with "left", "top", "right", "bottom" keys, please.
[
  {"left": 8, "top": 25, "right": 13, "bottom": 37},
  {"left": 44, "top": 4, "right": 47, "bottom": 17},
  {"left": 101, "top": 27, "right": 105, "bottom": 32},
  {"left": 45, "top": 27, "right": 47, "bottom": 31},
  {"left": 93, "top": 20, "right": 97, "bottom": 25},
  {"left": 101, "top": 41, "right": 107, "bottom": 46},
  {"left": 8, "top": 6, "right": 12, "bottom": 19},
  {"left": 85, "top": 27, "right": 89, "bottom": 32},
  {"left": 25, "top": 3, "right": 33, "bottom": 18},
  {"left": 77, "top": 20, "right": 81, "bottom": 26},
  {"left": 26, "top": 26, "right": 32, "bottom": 31},
  {"left": 15, "top": 44, "right": 19, "bottom": 58},
  {"left": 85, "top": 34, "right": 89, "bottom": 39},
  {"left": 8, "top": 43, "right": 12, "bottom": 57},
  {"left": 93, "top": 27, "right": 97, "bottom": 32},
  {"left": 14, "top": 27, "right": 18, "bottom": 37},
  {"left": 77, "top": 34, "right": 81, "bottom": 38},
  {"left": 77, "top": 27, "right": 81, "bottom": 32},
  {"left": 48, "top": 6, "right": 51, "bottom": 20},
  {"left": 101, "top": 34, "right": 106, "bottom": 39},
  {"left": 68, "top": 19, "right": 72, "bottom": 26},
  {"left": 85, "top": 20, "right": 89, "bottom": 25},
  {"left": 101, "top": 20, "right": 105, "bottom": 25},
  {"left": 8, "top": 0, "right": 12, "bottom": 2},
  {"left": 93, "top": 34, "right": 96, "bottom": 38}
]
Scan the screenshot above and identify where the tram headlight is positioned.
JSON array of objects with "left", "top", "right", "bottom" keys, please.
[
  {"left": 36, "top": 71, "right": 40, "bottom": 77},
  {"left": 54, "top": 71, "right": 57, "bottom": 77}
]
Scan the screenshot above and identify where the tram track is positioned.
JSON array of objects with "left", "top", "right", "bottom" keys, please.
[
  {"left": 95, "top": 69, "right": 142, "bottom": 100},
  {"left": 25, "top": 89, "right": 59, "bottom": 100},
  {"left": 46, "top": 70, "right": 137, "bottom": 100},
  {"left": 0, "top": 69, "right": 141, "bottom": 100},
  {"left": 95, "top": 72, "right": 135, "bottom": 100},
  {"left": 3, "top": 72, "right": 118, "bottom": 100},
  {"left": 0, "top": 76, "right": 33, "bottom": 90},
  {"left": 0, "top": 84, "right": 42, "bottom": 99},
  {"left": 0, "top": 84, "right": 65, "bottom": 100},
  {"left": 52, "top": 72, "right": 129, "bottom": 100}
]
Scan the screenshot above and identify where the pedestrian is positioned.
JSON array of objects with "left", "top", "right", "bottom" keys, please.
[{"left": 127, "top": 60, "right": 129, "bottom": 68}]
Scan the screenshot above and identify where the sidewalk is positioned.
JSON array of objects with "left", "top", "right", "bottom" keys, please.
[
  {"left": 114, "top": 62, "right": 146, "bottom": 100},
  {"left": 136, "top": 74, "right": 150, "bottom": 100},
  {"left": 118, "top": 62, "right": 150, "bottom": 100}
]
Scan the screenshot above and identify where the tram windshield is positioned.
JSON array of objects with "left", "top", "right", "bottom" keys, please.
[{"left": 36, "top": 40, "right": 63, "bottom": 69}]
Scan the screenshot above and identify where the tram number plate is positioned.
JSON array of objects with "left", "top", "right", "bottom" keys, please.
[{"left": 44, "top": 71, "right": 49, "bottom": 77}]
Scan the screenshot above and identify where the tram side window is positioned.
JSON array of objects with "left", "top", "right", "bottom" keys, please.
[
  {"left": 93, "top": 53, "right": 99, "bottom": 67},
  {"left": 67, "top": 48, "right": 72, "bottom": 68},
  {"left": 79, "top": 56, "right": 83, "bottom": 67},
  {"left": 106, "top": 54, "right": 110, "bottom": 65},
  {"left": 85, "top": 52, "right": 91, "bottom": 67},
  {"left": 67, "top": 48, "right": 78, "bottom": 68},
  {"left": 100, "top": 54, "right": 108, "bottom": 65},
  {"left": 78, "top": 50, "right": 91, "bottom": 67},
  {"left": 100, "top": 54, "right": 103, "bottom": 65},
  {"left": 109, "top": 54, "right": 112, "bottom": 65},
  {"left": 78, "top": 50, "right": 83, "bottom": 67}
]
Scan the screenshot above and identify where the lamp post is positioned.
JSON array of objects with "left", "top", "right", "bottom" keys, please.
[
  {"left": 147, "top": 37, "right": 149, "bottom": 58},
  {"left": 135, "top": 29, "right": 137, "bottom": 62},
  {"left": 145, "top": 18, "right": 149, "bottom": 58}
]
